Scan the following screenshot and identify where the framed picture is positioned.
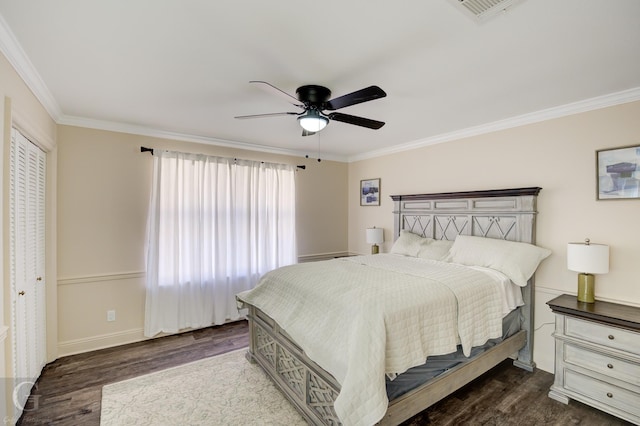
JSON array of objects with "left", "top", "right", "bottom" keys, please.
[
  {"left": 596, "top": 144, "right": 640, "bottom": 200},
  {"left": 360, "top": 178, "right": 381, "bottom": 206}
]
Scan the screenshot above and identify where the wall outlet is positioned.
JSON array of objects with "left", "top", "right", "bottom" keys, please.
[{"left": 107, "top": 310, "right": 116, "bottom": 322}]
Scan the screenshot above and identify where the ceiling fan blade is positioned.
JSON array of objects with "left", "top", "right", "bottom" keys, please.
[
  {"left": 249, "top": 81, "right": 303, "bottom": 108},
  {"left": 325, "top": 86, "right": 386, "bottom": 111},
  {"left": 328, "top": 112, "right": 385, "bottom": 129},
  {"left": 235, "top": 112, "right": 299, "bottom": 119}
]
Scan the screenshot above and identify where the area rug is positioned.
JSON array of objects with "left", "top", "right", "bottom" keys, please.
[{"left": 100, "top": 348, "right": 306, "bottom": 425}]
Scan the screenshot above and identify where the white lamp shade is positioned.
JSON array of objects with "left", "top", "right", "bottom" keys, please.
[
  {"left": 366, "top": 227, "right": 384, "bottom": 245},
  {"left": 567, "top": 242, "right": 609, "bottom": 274}
]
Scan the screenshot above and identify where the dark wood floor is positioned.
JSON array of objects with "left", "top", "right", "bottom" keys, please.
[{"left": 18, "top": 320, "right": 631, "bottom": 425}]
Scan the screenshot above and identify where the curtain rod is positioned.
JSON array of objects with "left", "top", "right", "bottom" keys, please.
[{"left": 140, "top": 146, "right": 306, "bottom": 170}]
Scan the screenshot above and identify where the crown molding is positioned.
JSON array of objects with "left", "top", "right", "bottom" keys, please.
[
  {"left": 67, "top": 86, "right": 638, "bottom": 165},
  {"left": 58, "top": 115, "right": 348, "bottom": 162},
  {"left": 348, "top": 87, "right": 640, "bottom": 162},
  {"left": 0, "top": 14, "right": 62, "bottom": 121}
]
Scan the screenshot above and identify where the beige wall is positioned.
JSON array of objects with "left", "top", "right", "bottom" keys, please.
[
  {"left": 348, "top": 100, "right": 640, "bottom": 372},
  {"left": 56, "top": 125, "right": 348, "bottom": 355},
  {"left": 1, "top": 52, "right": 57, "bottom": 421}
]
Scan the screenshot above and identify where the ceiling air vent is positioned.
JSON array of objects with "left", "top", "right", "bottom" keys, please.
[{"left": 448, "top": 0, "right": 525, "bottom": 22}]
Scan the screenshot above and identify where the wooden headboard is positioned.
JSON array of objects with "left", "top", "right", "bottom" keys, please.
[{"left": 390, "top": 187, "right": 542, "bottom": 370}]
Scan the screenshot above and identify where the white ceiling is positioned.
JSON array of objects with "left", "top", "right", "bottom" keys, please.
[{"left": 1, "top": 0, "right": 639, "bottom": 162}]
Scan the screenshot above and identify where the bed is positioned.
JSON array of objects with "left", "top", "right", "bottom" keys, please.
[{"left": 236, "top": 187, "right": 549, "bottom": 425}]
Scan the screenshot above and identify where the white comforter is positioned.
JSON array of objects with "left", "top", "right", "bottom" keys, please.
[{"left": 236, "top": 254, "right": 505, "bottom": 426}]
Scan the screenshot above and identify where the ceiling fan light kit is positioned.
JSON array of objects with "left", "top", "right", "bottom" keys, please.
[
  {"left": 298, "top": 109, "right": 328, "bottom": 132},
  {"left": 236, "top": 81, "right": 386, "bottom": 136}
]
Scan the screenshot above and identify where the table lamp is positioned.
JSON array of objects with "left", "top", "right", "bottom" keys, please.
[
  {"left": 366, "top": 227, "right": 384, "bottom": 254},
  {"left": 567, "top": 238, "right": 609, "bottom": 303}
]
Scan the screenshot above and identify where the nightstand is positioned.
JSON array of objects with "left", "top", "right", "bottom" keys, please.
[{"left": 547, "top": 294, "right": 640, "bottom": 424}]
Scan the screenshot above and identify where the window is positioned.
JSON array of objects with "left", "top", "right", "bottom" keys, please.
[{"left": 144, "top": 151, "right": 296, "bottom": 336}]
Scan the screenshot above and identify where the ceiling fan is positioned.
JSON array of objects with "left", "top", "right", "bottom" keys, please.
[{"left": 235, "top": 81, "right": 387, "bottom": 136}]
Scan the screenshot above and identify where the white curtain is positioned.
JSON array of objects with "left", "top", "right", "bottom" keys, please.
[{"left": 144, "top": 150, "right": 297, "bottom": 337}]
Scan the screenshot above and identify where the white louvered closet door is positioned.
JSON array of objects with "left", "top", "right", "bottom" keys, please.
[{"left": 9, "top": 128, "right": 47, "bottom": 415}]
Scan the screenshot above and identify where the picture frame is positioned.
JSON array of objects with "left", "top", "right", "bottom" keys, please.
[
  {"left": 360, "top": 178, "right": 381, "bottom": 206},
  {"left": 596, "top": 144, "right": 640, "bottom": 200}
]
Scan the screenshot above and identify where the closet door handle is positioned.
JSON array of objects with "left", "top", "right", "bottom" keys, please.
[
  {"left": 18, "top": 291, "right": 25, "bottom": 296},
  {"left": 36, "top": 276, "right": 43, "bottom": 281}
]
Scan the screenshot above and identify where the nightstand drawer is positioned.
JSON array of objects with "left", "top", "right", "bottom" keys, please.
[
  {"left": 565, "top": 369, "right": 640, "bottom": 418},
  {"left": 565, "top": 344, "right": 640, "bottom": 387},
  {"left": 565, "top": 317, "right": 637, "bottom": 354}
]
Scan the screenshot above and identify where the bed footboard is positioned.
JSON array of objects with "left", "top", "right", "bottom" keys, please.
[
  {"left": 246, "top": 304, "right": 527, "bottom": 426},
  {"left": 246, "top": 305, "right": 342, "bottom": 425}
]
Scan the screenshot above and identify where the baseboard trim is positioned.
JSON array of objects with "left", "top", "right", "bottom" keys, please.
[
  {"left": 56, "top": 319, "right": 247, "bottom": 358},
  {"left": 57, "top": 328, "right": 146, "bottom": 357}
]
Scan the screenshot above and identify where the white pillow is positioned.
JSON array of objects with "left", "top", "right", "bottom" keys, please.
[
  {"left": 417, "top": 239, "right": 454, "bottom": 261},
  {"left": 390, "top": 230, "right": 425, "bottom": 257},
  {"left": 446, "top": 235, "right": 551, "bottom": 287},
  {"left": 390, "top": 230, "right": 454, "bottom": 261}
]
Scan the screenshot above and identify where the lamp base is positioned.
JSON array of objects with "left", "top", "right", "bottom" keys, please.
[
  {"left": 371, "top": 244, "right": 379, "bottom": 255},
  {"left": 577, "top": 273, "right": 595, "bottom": 303}
]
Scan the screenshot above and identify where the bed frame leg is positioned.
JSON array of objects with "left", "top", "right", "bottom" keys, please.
[
  {"left": 245, "top": 350, "right": 257, "bottom": 364},
  {"left": 513, "top": 357, "right": 535, "bottom": 372}
]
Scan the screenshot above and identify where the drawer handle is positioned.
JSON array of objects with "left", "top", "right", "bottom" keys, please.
[
  {"left": 607, "top": 392, "right": 613, "bottom": 398},
  {"left": 608, "top": 335, "right": 615, "bottom": 340},
  {"left": 607, "top": 363, "right": 613, "bottom": 369}
]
